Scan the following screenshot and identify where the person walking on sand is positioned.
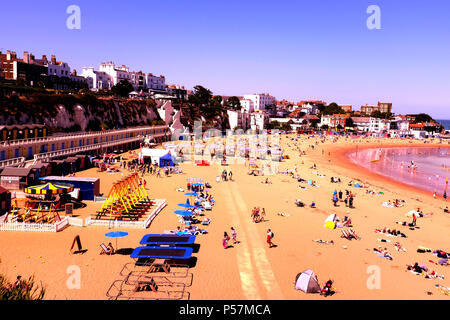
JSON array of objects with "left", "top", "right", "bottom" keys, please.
[
  {"left": 260, "top": 208, "right": 266, "bottom": 222},
  {"left": 267, "top": 229, "right": 275, "bottom": 248},
  {"left": 231, "top": 227, "right": 238, "bottom": 244},
  {"left": 223, "top": 232, "right": 230, "bottom": 249}
]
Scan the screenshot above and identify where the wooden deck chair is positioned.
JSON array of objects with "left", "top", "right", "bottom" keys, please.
[
  {"left": 133, "top": 277, "right": 158, "bottom": 292},
  {"left": 341, "top": 229, "right": 350, "bottom": 240},
  {"left": 349, "top": 229, "right": 361, "bottom": 240},
  {"left": 100, "top": 243, "right": 114, "bottom": 255}
]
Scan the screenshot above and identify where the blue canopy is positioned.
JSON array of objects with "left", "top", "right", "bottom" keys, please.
[{"left": 159, "top": 153, "right": 175, "bottom": 167}]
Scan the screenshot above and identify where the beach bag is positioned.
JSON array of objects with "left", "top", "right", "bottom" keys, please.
[{"left": 271, "top": 232, "right": 274, "bottom": 239}]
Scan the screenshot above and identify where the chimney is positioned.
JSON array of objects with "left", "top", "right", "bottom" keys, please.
[
  {"left": 23, "top": 51, "right": 30, "bottom": 63},
  {"left": 42, "top": 55, "right": 47, "bottom": 63},
  {"left": 72, "top": 69, "right": 77, "bottom": 76},
  {"left": 51, "top": 55, "right": 56, "bottom": 64},
  {"left": 6, "top": 50, "right": 11, "bottom": 60}
]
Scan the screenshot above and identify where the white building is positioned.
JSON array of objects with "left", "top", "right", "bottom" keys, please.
[
  {"left": 239, "top": 99, "right": 255, "bottom": 113},
  {"left": 147, "top": 73, "right": 165, "bottom": 91},
  {"left": 80, "top": 67, "right": 112, "bottom": 90},
  {"left": 389, "top": 116, "right": 410, "bottom": 132},
  {"left": 351, "top": 117, "right": 371, "bottom": 132},
  {"left": 243, "top": 94, "right": 276, "bottom": 112},
  {"left": 250, "top": 111, "right": 269, "bottom": 131},
  {"left": 46, "top": 56, "right": 71, "bottom": 78},
  {"left": 369, "top": 118, "right": 389, "bottom": 133},
  {"left": 319, "top": 115, "right": 332, "bottom": 128},
  {"left": 228, "top": 110, "right": 250, "bottom": 131},
  {"left": 99, "top": 62, "right": 131, "bottom": 86},
  {"left": 299, "top": 103, "right": 319, "bottom": 115},
  {"left": 129, "top": 71, "right": 147, "bottom": 91}
]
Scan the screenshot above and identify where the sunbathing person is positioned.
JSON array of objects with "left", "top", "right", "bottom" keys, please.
[
  {"left": 373, "top": 247, "right": 393, "bottom": 260},
  {"left": 295, "top": 199, "right": 305, "bottom": 207},
  {"left": 394, "top": 242, "right": 407, "bottom": 252}
]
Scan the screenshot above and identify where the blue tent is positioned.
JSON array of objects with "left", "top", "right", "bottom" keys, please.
[{"left": 159, "top": 153, "right": 175, "bottom": 167}]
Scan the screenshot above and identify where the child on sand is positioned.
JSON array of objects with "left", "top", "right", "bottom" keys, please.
[
  {"left": 231, "top": 227, "right": 238, "bottom": 244},
  {"left": 267, "top": 229, "right": 275, "bottom": 248},
  {"left": 223, "top": 232, "right": 230, "bottom": 249}
]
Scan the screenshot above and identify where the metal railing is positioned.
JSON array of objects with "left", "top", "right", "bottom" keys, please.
[
  {"left": 0, "top": 125, "right": 169, "bottom": 149},
  {"left": 0, "top": 157, "right": 26, "bottom": 168}
]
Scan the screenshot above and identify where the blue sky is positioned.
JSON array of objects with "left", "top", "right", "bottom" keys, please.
[{"left": 1, "top": 0, "right": 449, "bottom": 118}]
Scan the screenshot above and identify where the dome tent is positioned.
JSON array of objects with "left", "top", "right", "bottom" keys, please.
[{"left": 294, "top": 270, "right": 321, "bottom": 293}]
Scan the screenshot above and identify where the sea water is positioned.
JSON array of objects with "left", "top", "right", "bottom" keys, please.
[{"left": 347, "top": 147, "right": 450, "bottom": 195}]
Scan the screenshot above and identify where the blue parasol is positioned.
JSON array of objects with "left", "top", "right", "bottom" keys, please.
[
  {"left": 178, "top": 203, "right": 195, "bottom": 208},
  {"left": 185, "top": 192, "right": 199, "bottom": 197},
  {"left": 105, "top": 231, "right": 128, "bottom": 251},
  {"left": 174, "top": 210, "right": 193, "bottom": 216}
]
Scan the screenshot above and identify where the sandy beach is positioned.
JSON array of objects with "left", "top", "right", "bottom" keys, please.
[{"left": 0, "top": 134, "right": 449, "bottom": 300}]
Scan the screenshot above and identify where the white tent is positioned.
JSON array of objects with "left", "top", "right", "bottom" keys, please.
[
  {"left": 294, "top": 270, "right": 321, "bottom": 293},
  {"left": 140, "top": 148, "right": 171, "bottom": 165}
]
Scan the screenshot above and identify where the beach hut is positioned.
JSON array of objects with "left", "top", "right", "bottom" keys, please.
[
  {"left": 0, "top": 186, "right": 11, "bottom": 216},
  {"left": 29, "top": 163, "right": 51, "bottom": 180},
  {"left": 65, "top": 157, "right": 80, "bottom": 173},
  {"left": 0, "top": 167, "right": 35, "bottom": 190}
]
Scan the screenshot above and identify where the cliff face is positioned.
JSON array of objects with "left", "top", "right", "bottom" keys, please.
[{"left": 0, "top": 93, "right": 164, "bottom": 131}]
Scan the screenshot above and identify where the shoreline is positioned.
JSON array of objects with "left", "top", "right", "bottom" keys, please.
[{"left": 321, "top": 141, "right": 450, "bottom": 203}]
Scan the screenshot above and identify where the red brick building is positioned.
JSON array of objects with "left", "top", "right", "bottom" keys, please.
[
  {"left": 361, "top": 101, "right": 392, "bottom": 114},
  {"left": 330, "top": 114, "right": 351, "bottom": 127}
]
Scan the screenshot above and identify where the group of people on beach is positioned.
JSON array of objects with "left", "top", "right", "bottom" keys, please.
[
  {"left": 223, "top": 227, "right": 238, "bottom": 249},
  {"left": 375, "top": 227, "right": 407, "bottom": 238},
  {"left": 251, "top": 207, "right": 266, "bottom": 223},
  {"left": 332, "top": 190, "right": 355, "bottom": 208}
]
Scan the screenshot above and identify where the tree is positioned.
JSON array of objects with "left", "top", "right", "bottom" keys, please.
[
  {"left": 321, "top": 103, "right": 345, "bottom": 116},
  {"left": 345, "top": 117, "right": 354, "bottom": 128},
  {"left": 281, "top": 122, "right": 292, "bottom": 132},
  {"left": 267, "top": 121, "right": 280, "bottom": 130},
  {"left": 188, "top": 85, "right": 213, "bottom": 107},
  {"left": 411, "top": 113, "right": 434, "bottom": 124},
  {"left": 371, "top": 110, "right": 392, "bottom": 119},
  {"left": 111, "top": 80, "right": 134, "bottom": 97},
  {"left": 226, "top": 96, "right": 241, "bottom": 111}
]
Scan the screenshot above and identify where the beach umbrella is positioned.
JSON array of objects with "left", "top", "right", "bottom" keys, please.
[
  {"left": 185, "top": 192, "right": 199, "bottom": 197},
  {"left": 192, "top": 183, "right": 204, "bottom": 186},
  {"left": 105, "top": 231, "right": 128, "bottom": 251},
  {"left": 24, "top": 182, "right": 74, "bottom": 195},
  {"left": 174, "top": 210, "right": 193, "bottom": 216},
  {"left": 178, "top": 203, "right": 195, "bottom": 209}
]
